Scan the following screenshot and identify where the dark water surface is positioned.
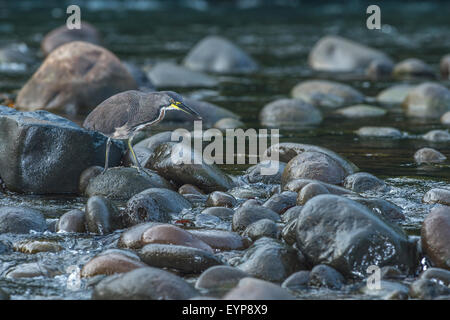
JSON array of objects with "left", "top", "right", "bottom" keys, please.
[{"left": 0, "top": 1, "right": 450, "bottom": 299}]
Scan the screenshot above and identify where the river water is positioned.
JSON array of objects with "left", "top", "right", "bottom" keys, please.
[{"left": 0, "top": 0, "right": 449, "bottom": 299}]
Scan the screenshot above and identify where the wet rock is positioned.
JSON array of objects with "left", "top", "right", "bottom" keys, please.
[
  {"left": 263, "top": 191, "right": 296, "bottom": 214},
  {"left": 344, "top": 172, "right": 387, "bottom": 192},
  {"left": 224, "top": 277, "right": 295, "bottom": 300},
  {"left": 403, "top": 82, "right": 450, "bottom": 119},
  {"left": 242, "top": 219, "right": 279, "bottom": 241},
  {"left": 361, "top": 280, "right": 409, "bottom": 300},
  {"left": 291, "top": 80, "right": 365, "bottom": 109},
  {"left": 206, "top": 191, "right": 236, "bottom": 208},
  {"left": 14, "top": 240, "right": 62, "bottom": 254},
  {"left": 189, "top": 229, "right": 250, "bottom": 251},
  {"left": 365, "top": 59, "right": 394, "bottom": 79},
  {"left": 376, "top": 84, "right": 415, "bottom": 106},
  {"left": 347, "top": 196, "right": 405, "bottom": 222},
  {"left": 237, "top": 237, "right": 306, "bottom": 282},
  {"left": 85, "top": 167, "right": 172, "bottom": 200},
  {"left": 183, "top": 35, "right": 258, "bottom": 74},
  {"left": 409, "top": 279, "right": 450, "bottom": 300},
  {"left": 81, "top": 251, "right": 147, "bottom": 278},
  {"left": 420, "top": 268, "right": 450, "bottom": 286},
  {"left": 195, "top": 266, "right": 248, "bottom": 290},
  {"left": 141, "top": 224, "right": 213, "bottom": 253},
  {"left": 421, "top": 205, "right": 450, "bottom": 270},
  {"left": 16, "top": 41, "right": 136, "bottom": 115},
  {"left": 245, "top": 160, "right": 286, "bottom": 185},
  {"left": 5, "top": 262, "right": 61, "bottom": 279},
  {"left": 356, "top": 126, "right": 402, "bottom": 138},
  {"left": 393, "top": 58, "right": 435, "bottom": 79},
  {"left": 423, "top": 130, "right": 450, "bottom": 142},
  {"left": 117, "top": 222, "right": 162, "bottom": 249},
  {"left": 139, "top": 244, "right": 222, "bottom": 274},
  {"left": 79, "top": 166, "right": 103, "bottom": 194},
  {"left": 41, "top": 22, "right": 101, "bottom": 55},
  {"left": 0, "top": 206, "right": 47, "bottom": 234},
  {"left": 194, "top": 213, "right": 221, "bottom": 228},
  {"left": 123, "top": 62, "right": 155, "bottom": 92},
  {"left": 309, "top": 264, "right": 345, "bottom": 290},
  {"left": 264, "top": 142, "right": 357, "bottom": 174},
  {"left": 57, "top": 209, "right": 86, "bottom": 233},
  {"left": 148, "top": 142, "right": 235, "bottom": 193},
  {"left": 92, "top": 267, "right": 197, "bottom": 300},
  {"left": 296, "top": 195, "right": 416, "bottom": 278},
  {"left": 414, "top": 147, "right": 446, "bottom": 164},
  {"left": 201, "top": 207, "right": 234, "bottom": 220},
  {"left": 147, "top": 62, "right": 218, "bottom": 88},
  {"left": 85, "top": 196, "right": 122, "bottom": 234},
  {"left": 282, "top": 151, "right": 347, "bottom": 186},
  {"left": 163, "top": 98, "right": 239, "bottom": 126},
  {"left": 297, "top": 182, "right": 329, "bottom": 205},
  {"left": 380, "top": 266, "right": 404, "bottom": 280},
  {"left": 0, "top": 106, "right": 124, "bottom": 194},
  {"left": 440, "top": 54, "right": 450, "bottom": 79},
  {"left": 178, "top": 184, "right": 204, "bottom": 195},
  {"left": 122, "top": 188, "right": 188, "bottom": 226},
  {"left": 282, "top": 206, "right": 303, "bottom": 223},
  {"left": 213, "top": 118, "right": 244, "bottom": 130},
  {"left": 283, "top": 178, "right": 355, "bottom": 195},
  {"left": 260, "top": 98, "right": 322, "bottom": 127},
  {"left": 335, "top": 105, "right": 386, "bottom": 118},
  {"left": 308, "top": 35, "right": 393, "bottom": 73},
  {"left": 282, "top": 271, "right": 310, "bottom": 289},
  {"left": 423, "top": 188, "right": 450, "bottom": 206},
  {"left": 232, "top": 205, "right": 280, "bottom": 232},
  {"left": 281, "top": 219, "right": 298, "bottom": 245}
]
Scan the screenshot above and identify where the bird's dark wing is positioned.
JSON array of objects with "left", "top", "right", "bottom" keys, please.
[{"left": 82, "top": 90, "right": 141, "bottom": 135}]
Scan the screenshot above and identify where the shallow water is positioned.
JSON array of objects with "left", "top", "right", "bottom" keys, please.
[{"left": 0, "top": 1, "right": 450, "bottom": 299}]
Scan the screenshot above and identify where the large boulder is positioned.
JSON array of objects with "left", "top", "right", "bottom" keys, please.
[
  {"left": 296, "top": 195, "right": 417, "bottom": 278},
  {"left": 291, "top": 80, "right": 365, "bottom": 109},
  {"left": 183, "top": 36, "right": 257, "bottom": 74},
  {"left": 147, "top": 142, "right": 235, "bottom": 193},
  {"left": 403, "top": 82, "right": 450, "bottom": 119},
  {"left": 16, "top": 41, "right": 137, "bottom": 115},
  {"left": 147, "top": 62, "right": 218, "bottom": 88},
  {"left": 376, "top": 84, "right": 415, "bottom": 107},
  {"left": 421, "top": 206, "right": 450, "bottom": 270},
  {"left": 308, "top": 35, "right": 393, "bottom": 73},
  {"left": 0, "top": 106, "right": 123, "bottom": 194},
  {"left": 393, "top": 58, "right": 435, "bottom": 79},
  {"left": 260, "top": 98, "right": 322, "bottom": 127},
  {"left": 41, "top": 22, "right": 101, "bottom": 55}
]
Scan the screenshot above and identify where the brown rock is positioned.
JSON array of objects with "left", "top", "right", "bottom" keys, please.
[{"left": 421, "top": 206, "right": 450, "bottom": 270}]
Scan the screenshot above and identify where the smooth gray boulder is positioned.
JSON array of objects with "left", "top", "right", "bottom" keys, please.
[
  {"left": 0, "top": 206, "right": 47, "bottom": 234},
  {"left": 147, "top": 62, "right": 218, "bottom": 88},
  {"left": 260, "top": 98, "right": 322, "bottom": 127},
  {"left": 403, "top": 82, "right": 450, "bottom": 119}
]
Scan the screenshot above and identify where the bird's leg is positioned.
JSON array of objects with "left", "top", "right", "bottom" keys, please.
[
  {"left": 128, "top": 136, "right": 145, "bottom": 174},
  {"left": 102, "top": 137, "right": 112, "bottom": 174}
]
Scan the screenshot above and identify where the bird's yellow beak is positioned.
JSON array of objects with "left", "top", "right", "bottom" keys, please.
[{"left": 170, "top": 101, "right": 202, "bottom": 120}]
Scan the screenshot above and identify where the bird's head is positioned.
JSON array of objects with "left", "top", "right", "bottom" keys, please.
[{"left": 161, "top": 91, "right": 202, "bottom": 120}]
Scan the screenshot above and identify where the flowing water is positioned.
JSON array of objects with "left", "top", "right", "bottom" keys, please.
[{"left": 0, "top": 0, "right": 449, "bottom": 299}]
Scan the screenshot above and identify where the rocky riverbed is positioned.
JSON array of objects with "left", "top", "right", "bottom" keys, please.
[{"left": 0, "top": 1, "right": 450, "bottom": 300}]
